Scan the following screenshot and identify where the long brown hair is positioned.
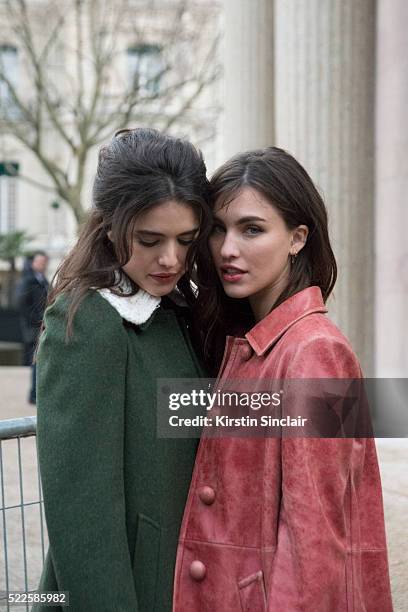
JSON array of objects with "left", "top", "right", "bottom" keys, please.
[
  {"left": 48, "top": 128, "right": 212, "bottom": 335},
  {"left": 196, "top": 146, "right": 337, "bottom": 372}
]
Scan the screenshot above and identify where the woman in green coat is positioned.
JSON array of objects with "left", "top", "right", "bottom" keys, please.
[{"left": 34, "top": 128, "right": 211, "bottom": 611}]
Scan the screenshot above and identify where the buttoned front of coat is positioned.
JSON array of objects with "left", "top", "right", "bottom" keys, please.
[{"left": 173, "top": 287, "right": 393, "bottom": 612}]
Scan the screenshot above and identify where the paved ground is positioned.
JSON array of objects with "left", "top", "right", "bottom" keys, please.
[{"left": 0, "top": 367, "right": 407, "bottom": 609}]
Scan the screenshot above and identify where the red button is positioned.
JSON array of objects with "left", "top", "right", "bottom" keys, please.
[
  {"left": 189, "top": 560, "right": 206, "bottom": 581},
  {"left": 198, "top": 486, "right": 216, "bottom": 505}
]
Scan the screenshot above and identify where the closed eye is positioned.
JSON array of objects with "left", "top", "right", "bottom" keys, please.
[
  {"left": 137, "top": 238, "right": 159, "bottom": 247},
  {"left": 137, "top": 235, "right": 197, "bottom": 248}
]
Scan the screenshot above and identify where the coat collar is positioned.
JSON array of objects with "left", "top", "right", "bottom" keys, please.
[
  {"left": 98, "top": 286, "right": 161, "bottom": 325},
  {"left": 97, "top": 276, "right": 188, "bottom": 326},
  {"left": 245, "top": 286, "right": 328, "bottom": 356}
]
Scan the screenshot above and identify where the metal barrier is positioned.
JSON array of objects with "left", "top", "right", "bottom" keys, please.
[{"left": 0, "top": 417, "right": 47, "bottom": 610}]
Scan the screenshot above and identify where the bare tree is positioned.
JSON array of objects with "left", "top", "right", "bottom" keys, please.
[{"left": 0, "top": 0, "right": 220, "bottom": 225}]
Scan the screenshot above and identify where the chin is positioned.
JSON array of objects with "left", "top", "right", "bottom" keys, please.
[
  {"left": 144, "top": 282, "right": 178, "bottom": 298},
  {"left": 222, "top": 284, "right": 252, "bottom": 300}
]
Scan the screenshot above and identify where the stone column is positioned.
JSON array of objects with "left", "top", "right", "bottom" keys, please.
[
  {"left": 221, "top": 0, "right": 274, "bottom": 161},
  {"left": 375, "top": 0, "right": 408, "bottom": 377},
  {"left": 274, "top": 0, "right": 376, "bottom": 374}
]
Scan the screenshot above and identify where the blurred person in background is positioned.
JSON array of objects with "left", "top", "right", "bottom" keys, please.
[{"left": 16, "top": 250, "right": 49, "bottom": 404}]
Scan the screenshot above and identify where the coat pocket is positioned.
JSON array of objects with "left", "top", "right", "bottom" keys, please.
[
  {"left": 132, "top": 513, "right": 161, "bottom": 611},
  {"left": 238, "top": 570, "right": 267, "bottom": 612}
]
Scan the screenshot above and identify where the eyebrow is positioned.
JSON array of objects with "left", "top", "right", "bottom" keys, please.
[
  {"left": 213, "top": 215, "right": 267, "bottom": 225},
  {"left": 136, "top": 227, "right": 199, "bottom": 237}
]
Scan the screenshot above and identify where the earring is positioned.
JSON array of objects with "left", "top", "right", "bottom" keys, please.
[{"left": 291, "top": 251, "right": 297, "bottom": 265}]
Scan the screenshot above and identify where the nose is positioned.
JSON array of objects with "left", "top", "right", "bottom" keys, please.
[
  {"left": 219, "top": 231, "right": 240, "bottom": 260},
  {"left": 158, "top": 241, "right": 180, "bottom": 268}
]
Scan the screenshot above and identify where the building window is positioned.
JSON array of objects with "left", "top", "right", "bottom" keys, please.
[
  {"left": 127, "top": 44, "right": 164, "bottom": 96},
  {"left": 0, "top": 45, "right": 18, "bottom": 118},
  {"left": 0, "top": 162, "right": 19, "bottom": 233}
]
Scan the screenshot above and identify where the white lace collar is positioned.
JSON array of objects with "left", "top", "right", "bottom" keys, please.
[{"left": 98, "top": 284, "right": 161, "bottom": 325}]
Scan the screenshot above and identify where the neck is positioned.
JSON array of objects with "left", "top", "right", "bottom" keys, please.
[{"left": 249, "top": 274, "right": 289, "bottom": 322}]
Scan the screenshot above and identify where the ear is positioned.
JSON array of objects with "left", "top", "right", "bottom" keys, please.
[
  {"left": 107, "top": 230, "right": 113, "bottom": 242},
  {"left": 290, "top": 225, "right": 309, "bottom": 255}
]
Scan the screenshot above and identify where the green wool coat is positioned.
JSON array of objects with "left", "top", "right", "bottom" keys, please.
[{"left": 34, "top": 290, "right": 202, "bottom": 612}]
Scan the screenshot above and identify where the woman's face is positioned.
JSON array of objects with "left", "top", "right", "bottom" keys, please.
[
  {"left": 209, "top": 186, "right": 307, "bottom": 320},
  {"left": 121, "top": 200, "right": 199, "bottom": 297}
]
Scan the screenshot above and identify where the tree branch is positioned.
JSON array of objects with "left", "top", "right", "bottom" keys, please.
[
  {"left": 6, "top": 0, "right": 78, "bottom": 153},
  {"left": 3, "top": 161, "right": 56, "bottom": 193},
  {"left": 0, "top": 0, "right": 221, "bottom": 227}
]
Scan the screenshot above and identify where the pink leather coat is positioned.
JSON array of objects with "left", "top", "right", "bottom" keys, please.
[{"left": 173, "top": 287, "right": 393, "bottom": 611}]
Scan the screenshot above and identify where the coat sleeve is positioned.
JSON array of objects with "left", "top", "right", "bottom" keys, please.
[
  {"left": 36, "top": 293, "right": 139, "bottom": 611},
  {"left": 266, "top": 335, "right": 368, "bottom": 611}
]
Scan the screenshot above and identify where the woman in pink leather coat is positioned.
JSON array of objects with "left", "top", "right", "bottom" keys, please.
[{"left": 173, "top": 147, "right": 393, "bottom": 611}]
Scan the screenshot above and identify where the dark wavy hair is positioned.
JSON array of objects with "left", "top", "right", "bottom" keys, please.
[
  {"left": 48, "top": 127, "right": 212, "bottom": 335},
  {"left": 196, "top": 146, "right": 337, "bottom": 372}
]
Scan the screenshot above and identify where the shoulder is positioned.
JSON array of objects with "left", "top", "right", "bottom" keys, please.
[
  {"left": 281, "top": 313, "right": 362, "bottom": 378},
  {"left": 43, "top": 290, "right": 126, "bottom": 344},
  {"left": 288, "top": 311, "right": 352, "bottom": 346}
]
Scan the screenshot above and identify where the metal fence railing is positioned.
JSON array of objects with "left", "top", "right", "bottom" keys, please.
[{"left": 0, "top": 417, "right": 47, "bottom": 610}]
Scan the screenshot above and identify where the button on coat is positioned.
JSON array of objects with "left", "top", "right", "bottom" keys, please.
[
  {"left": 189, "top": 560, "right": 207, "bottom": 581},
  {"left": 198, "top": 486, "right": 216, "bottom": 505}
]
